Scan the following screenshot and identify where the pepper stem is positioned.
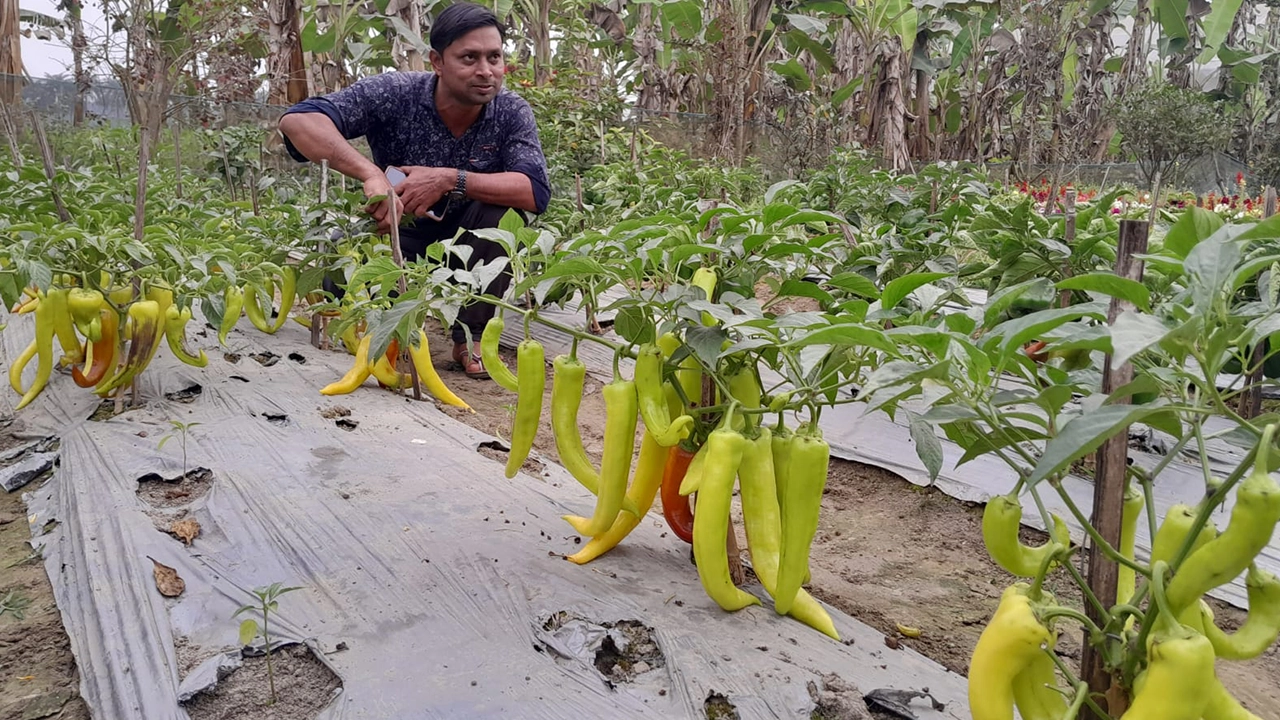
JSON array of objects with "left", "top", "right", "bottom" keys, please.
[
  {"left": 1255, "top": 423, "right": 1276, "bottom": 478},
  {"left": 1149, "top": 561, "right": 1178, "bottom": 635}
]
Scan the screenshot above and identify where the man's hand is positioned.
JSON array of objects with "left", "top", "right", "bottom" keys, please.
[
  {"left": 396, "top": 166, "right": 455, "bottom": 219},
  {"left": 363, "top": 175, "right": 406, "bottom": 234}
]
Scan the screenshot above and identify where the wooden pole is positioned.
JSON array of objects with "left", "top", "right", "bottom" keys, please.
[
  {"left": 1059, "top": 189, "right": 1078, "bottom": 309},
  {"left": 1081, "top": 219, "right": 1149, "bottom": 719},
  {"left": 0, "top": 99, "right": 21, "bottom": 166},
  {"left": 311, "top": 160, "right": 329, "bottom": 350},
  {"left": 28, "top": 110, "right": 70, "bottom": 222},
  {"left": 172, "top": 122, "right": 182, "bottom": 200},
  {"left": 385, "top": 194, "right": 422, "bottom": 402},
  {"left": 1237, "top": 187, "right": 1277, "bottom": 419}
]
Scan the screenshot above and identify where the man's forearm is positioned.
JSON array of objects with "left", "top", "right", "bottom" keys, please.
[
  {"left": 279, "top": 113, "right": 381, "bottom": 183},
  {"left": 464, "top": 172, "right": 537, "bottom": 214}
]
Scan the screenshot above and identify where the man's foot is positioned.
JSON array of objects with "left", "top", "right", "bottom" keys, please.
[{"left": 451, "top": 342, "right": 490, "bottom": 380}]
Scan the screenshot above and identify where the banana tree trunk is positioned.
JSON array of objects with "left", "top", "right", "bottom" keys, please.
[
  {"left": 833, "top": 17, "right": 860, "bottom": 147},
  {"left": 392, "top": 0, "right": 424, "bottom": 72},
  {"left": 912, "top": 66, "right": 930, "bottom": 159},
  {"left": 0, "top": 0, "right": 21, "bottom": 105},
  {"left": 877, "top": 39, "right": 910, "bottom": 170},
  {"left": 532, "top": 0, "right": 552, "bottom": 85},
  {"left": 66, "top": 0, "right": 88, "bottom": 124},
  {"left": 267, "top": 0, "right": 309, "bottom": 105},
  {"left": 708, "top": 0, "right": 747, "bottom": 163}
]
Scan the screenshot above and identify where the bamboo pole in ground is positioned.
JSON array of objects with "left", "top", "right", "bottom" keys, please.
[{"left": 1081, "top": 219, "right": 1149, "bottom": 720}]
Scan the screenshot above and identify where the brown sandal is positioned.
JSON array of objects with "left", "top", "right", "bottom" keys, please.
[{"left": 450, "top": 344, "right": 490, "bottom": 380}]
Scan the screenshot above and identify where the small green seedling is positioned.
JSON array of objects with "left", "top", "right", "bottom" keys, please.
[
  {"left": 158, "top": 420, "right": 201, "bottom": 479},
  {"left": 0, "top": 589, "right": 32, "bottom": 620},
  {"left": 233, "top": 582, "right": 302, "bottom": 705}
]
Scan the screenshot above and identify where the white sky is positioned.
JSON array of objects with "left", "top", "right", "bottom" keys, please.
[{"left": 19, "top": 0, "right": 107, "bottom": 79}]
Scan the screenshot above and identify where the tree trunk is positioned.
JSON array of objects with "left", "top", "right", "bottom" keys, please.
[
  {"left": 878, "top": 39, "right": 910, "bottom": 171},
  {"left": 392, "top": 0, "right": 425, "bottom": 72},
  {"left": 67, "top": 0, "right": 88, "bottom": 124},
  {"left": 708, "top": 0, "right": 746, "bottom": 163},
  {"left": 0, "top": 0, "right": 22, "bottom": 105},
  {"left": 912, "top": 64, "right": 930, "bottom": 159},
  {"left": 532, "top": 0, "right": 552, "bottom": 85},
  {"left": 267, "top": 0, "right": 309, "bottom": 104},
  {"left": 833, "top": 18, "right": 860, "bottom": 147}
]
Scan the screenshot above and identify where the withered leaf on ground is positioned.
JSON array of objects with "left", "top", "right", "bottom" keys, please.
[
  {"left": 170, "top": 518, "right": 200, "bottom": 546},
  {"left": 148, "top": 556, "right": 185, "bottom": 597}
]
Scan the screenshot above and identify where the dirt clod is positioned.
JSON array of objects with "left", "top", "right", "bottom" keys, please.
[{"left": 807, "top": 673, "right": 871, "bottom": 720}]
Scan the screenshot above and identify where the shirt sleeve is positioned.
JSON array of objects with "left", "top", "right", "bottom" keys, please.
[
  {"left": 279, "top": 73, "right": 407, "bottom": 164},
  {"left": 501, "top": 98, "right": 552, "bottom": 215}
]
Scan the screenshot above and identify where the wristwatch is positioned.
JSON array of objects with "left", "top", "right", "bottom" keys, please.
[{"left": 448, "top": 169, "right": 467, "bottom": 201}]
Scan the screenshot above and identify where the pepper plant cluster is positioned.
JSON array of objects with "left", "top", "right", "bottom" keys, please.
[{"left": 5, "top": 135, "right": 1280, "bottom": 717}]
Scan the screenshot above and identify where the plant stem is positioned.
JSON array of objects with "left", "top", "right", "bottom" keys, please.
[
  {"left": 1040, "top": 606, "right": 1105, "bottom": 636},
  {"left": 1060, "top": 548, "right": 1111, "bottom": 619},
  {"left": 480, "top": 297, "right": 625, "bottom": 354},
  {"left": 1049, "top": 481, "right": 1150, "bottom": 576},
  {"left": 1063, "top": 681, "right": 1090, "bottom": 720},
  {"left": 264, "top": 606, "right": 276, "bottom": 704}
]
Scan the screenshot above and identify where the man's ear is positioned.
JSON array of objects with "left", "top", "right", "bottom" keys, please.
[{"left": 428, "top": 49, "right": 443, "bottom": 72}]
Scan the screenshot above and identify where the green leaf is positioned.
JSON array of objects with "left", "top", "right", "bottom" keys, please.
[
  {"left": 769, "top": 59, "right": 812, "bottom": 92},
  {"left": 540, "top": 256, "right": 609, "bottom": 280},
  {"left": 832, "top": 76, "right": 861, "bottom": 107},
  {"left": 614, "top": 306, "right": 655, "bottom": 345},
  {"left": 776, "top": 279, "right": 833, "bottom": 306},
  {"left": 239, "top": 619, "right": 259, "bottom": 646},
  {"left": 1027, "top": 403, "right": 1169, "bottom": 485},
  {"left": 1237, "top": 212, "right": 1280, "bottom": 243},
  {"left": 498, "top": 208, "right": 526, "bottom": 234},
  {"left": 1055, "top": 273, "right": 1150, "bottom": 312},
  {"left": 1185, "top": 229, "right": 1242, "bottom": 309},
  {"left": 1196, "top": 0, "right": 1245, "bottom": 62},
  {"left": 881, "top": 272, "right": 950, "bottom": 310},
  {"left": 983, "top": 303, "right": 1109, "bottom": 356},
  {"left": 785, "top": 12, "right": 827, "bottom": 36},
  {"left": 825, "top": 272, "right": 880, "bottom": 299},
  {"left": 1153, "top": 0, "right": 1189, "bottom": 43},
  {"left": 1110, "top": 310, "right": 1171, "bottom": 366},
  {"left": 785, "top": 323, "right": 896, "bottom": 354},
  {"left": 300, "top": 17, "right": 336, "bottom": 54},
  {"left": 367, "top": 299, "right": 425, "bottom": 362},
  {"left": 763, "top": 202, "right": 801, "bottom": 227},
  {"left": 1162, "top": 206, "right": 1224, "bottom": 260},
  {"left": 983, "top": 278, "right": 1054, "bottom": 328},
  {"left": 661, "top": 0, "right": 702, "bottom": 39},
  {"left": 685, "top": 326, "right": 728, "bottom": 367},
  {"left": 908, "top": 411, "right": 944, "bottom": 482},
  {"left": 860, "top": 360, "right": 949, "bottom": 401}
]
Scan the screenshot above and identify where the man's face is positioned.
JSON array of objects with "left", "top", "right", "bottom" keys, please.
[{"left": 431, "top": 26, "right": 505, "bottom": 106}]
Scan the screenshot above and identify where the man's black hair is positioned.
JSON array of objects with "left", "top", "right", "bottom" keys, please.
[{"left": 430, "top": 2, "right": 506, "bottom": 54}]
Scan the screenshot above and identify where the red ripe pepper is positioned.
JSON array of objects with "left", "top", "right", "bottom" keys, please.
[{"left": 661, "top": 445, "right": 696, "bottom": 544}]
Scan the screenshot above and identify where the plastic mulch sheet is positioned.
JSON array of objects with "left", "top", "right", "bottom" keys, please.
[{"left": 1, "top": 308, "right": 968, "bottom": 720}]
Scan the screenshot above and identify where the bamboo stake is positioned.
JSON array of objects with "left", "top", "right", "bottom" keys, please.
[
  {"left": 312, "top": 160, "right": 329, "bottom": 350},
  {"left": 1237, "top": 186, "right": 1277, "bottom": 419},
  {"left": 1081, "top": 219, "right": 1149, "bottom": 719},
  {"left": 0, "top": 100, "right": 21, "bottom": 167},
  {"left": 385, "top": 192, "right": 422, "bottom": 402},
  {"left": 1059, "top": 189, "right": 1078, "bottom": 309},
  {"left": 28, "top": 110, "right": 70, "bottom": 222}
]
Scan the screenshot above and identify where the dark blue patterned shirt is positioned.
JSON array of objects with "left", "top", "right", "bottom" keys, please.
[{"left": 281, "top": 71, "right": 551, "bottom": 215}]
